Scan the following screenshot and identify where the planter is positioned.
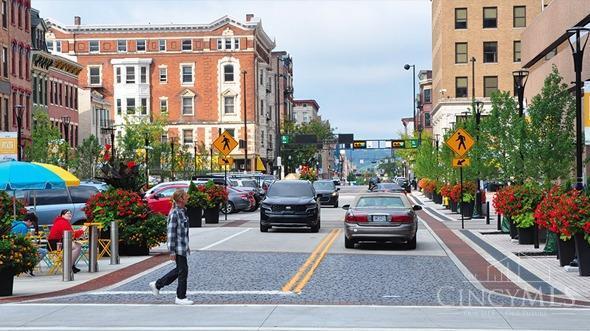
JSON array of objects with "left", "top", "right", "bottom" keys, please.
[
  {"left": 461, "top": 200, "right": 474, "bottom": 219},
  {"left": 517, "top": 227, "right": 534, "bottom": 245},
  {"left": 0, "top": 269, "right": 14, "bottom": 296},
  {"left": 187, "top": 207, "right": 203, "bottom": 228},
  {"left": 574, "top": 233, "right": 590, "bottom": 276},
  {"left": 450, "top": 201, "right": 458, "bottom": 213},
  {"left": 557, "top": 237, "right": 576, "bottom": 267},
  {"left": 433, "top": 192, "right": 442, "bottom": 204},
  {"left": 508, "top": 217, "right": 518, "bottom": 239},
  {"left": 204, "top": 207, "right": 220, "bottom": 224},
  {"left": 119, "top": 241, "right": 150, "bottom": 256}
]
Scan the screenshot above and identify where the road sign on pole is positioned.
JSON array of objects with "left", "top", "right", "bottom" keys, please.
[
  {"left": 218, "top": 156, "right": 234, "bottom": 167},
  {"left": 446, "top": 128, "right": 474, "bottom": 157},
  {"left": 452, "top": 157, "right": 471, "bottom": 168},
  {"left": 213, "top": 130, "right": 238, "bottom": 156}
]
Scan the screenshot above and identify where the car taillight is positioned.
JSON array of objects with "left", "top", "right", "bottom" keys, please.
[
  {"left": 345, "top": 212, "right": 368, "bottom": 223},
  {"left": 391, "top": 214, "right": 413, "bottom": 223},
  {"left": 240, "top": 194, "right": 249, "bottom": 200}
]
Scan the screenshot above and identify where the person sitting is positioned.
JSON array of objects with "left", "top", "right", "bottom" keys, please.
[
  {"left": 47, "top": 210, "right": 86, "bottom": 274},
  {"left": 11, "top": 213, "right": 47, "bottom": 275}
]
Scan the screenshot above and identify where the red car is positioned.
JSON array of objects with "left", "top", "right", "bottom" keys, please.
[{"left": 145, "top": 184, "right": 189, "bottom": 215}]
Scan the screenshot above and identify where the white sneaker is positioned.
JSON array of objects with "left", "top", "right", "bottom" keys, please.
[
  {"left": 175, "top": 297, "right": 193, "bottom": 305},
  {"left": 148, "top": 282, "right": 159, "bottom": 296}
]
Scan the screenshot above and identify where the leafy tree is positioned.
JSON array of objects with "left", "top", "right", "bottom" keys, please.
[
  {"left": 27, "top": 107, "right": 62, "bottom": 163},
  {"left": 75, "top": 135, "right": 101, "bottom": 180},
  {"left": 280, "top": 119, "right": 334, "bottom": 173}
]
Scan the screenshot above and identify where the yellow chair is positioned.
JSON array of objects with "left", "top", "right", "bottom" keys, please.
[{"left": 45, "top": 247, "right": 63, "bottom": 275}]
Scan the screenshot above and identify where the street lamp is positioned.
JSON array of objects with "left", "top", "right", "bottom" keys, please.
[
  {"left": 101, "top": 120, "right": 116, "bottom": 165},
  {"left": 170, "top": 137, "right": 177, "bottom": 180},
  {"left": 61, "top": 116, "right": 71, "bottom": 170},
  {"left": 566, "top": 27, "right": 590, "bottom": 190},
  {"left": 144, "top": 133, "right": 150, "bottom": 189},
  {"left": 473, "top": 100, "right": 484, "bottom": 218},
  {"left": 242, "top": 69, "right": 248, "bottom": 172},
  {"left": 404, "top": 64, "right": 416, "bottom": 131},
  {"left": 14, "top": 104, "right": 24, "bottom": 161},
  {"left": 513, "top": 70, "right": 529, "bottom": 117}
]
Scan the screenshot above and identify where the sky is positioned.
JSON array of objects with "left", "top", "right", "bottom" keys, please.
[{"left": 33, "top": 0, "right": 432, "bottom": 140}]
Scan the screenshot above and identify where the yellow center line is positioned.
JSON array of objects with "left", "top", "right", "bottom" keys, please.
[
  {"left": 281, "top": 229, "right": 338, "bottom": 293},
  {"left": 292, "top": 228, "right": 341, "bottom": 294}
]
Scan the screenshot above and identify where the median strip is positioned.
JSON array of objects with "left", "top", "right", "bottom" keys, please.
[{"left": 281, "top": 228, "right": 341, "bottom": 294}]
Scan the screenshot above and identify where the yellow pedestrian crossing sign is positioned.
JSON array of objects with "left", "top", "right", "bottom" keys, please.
[
  {"left": 213, "top": 130, "right": 238, "bottom": 156},
  {"left": 446, "top": 128, "right": 474, "bottom": 157},
  {"left": 218, "top": 156, "right": 234, "bottom": 167},
  {"left": 452, "top": 157, "right": 471, "bottom": 168}
]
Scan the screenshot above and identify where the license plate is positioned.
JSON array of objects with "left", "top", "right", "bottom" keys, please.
[{"left": 372, "top": 215, "right": 387, "bottom": 222}]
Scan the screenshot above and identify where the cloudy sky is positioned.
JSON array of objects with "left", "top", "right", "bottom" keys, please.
[{"left": 33, "top": 0, "right": 432, "bottom": 140}]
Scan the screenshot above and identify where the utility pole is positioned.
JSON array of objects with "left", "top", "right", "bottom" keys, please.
[{"left": 242, "top": 70, "right": 248, "bottom": 172}]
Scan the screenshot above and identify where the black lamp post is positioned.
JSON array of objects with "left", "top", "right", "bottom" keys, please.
[
  {"left": 144, "top": 133, "right": 150, "bottom": 189},
  {"left": 242, "top": 69, "right": 248, "bottom": 172},
  {"left": 61, "top": 116, "right": 71, "bottom": 170},
  {"left": 101, "top": 120, "right": 116, "bottom": 166},
  {"left": 513, "top": 70, "right": 529, "bottom": 117},
  {"left": 567, "top": 27, "right": 590, "bottom": 190},
  {"left": 404, "top": 64, "right": 416, "bottom": 131},
  {"left": 170, "top": 137, "right": 177, "bottom": 180},
  {"left": 14, "top": 104, "right": 24, "bottom": 161},
  {"left": 473, "top": 100, "right": 484, "bottom": 218},
  {"left": 193, "top": 144, "right": 198, "bottom": 177}
]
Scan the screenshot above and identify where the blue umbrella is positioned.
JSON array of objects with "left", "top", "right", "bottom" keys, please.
[{"left": 0, "top": 161, "right": 67, "bottom": 191}]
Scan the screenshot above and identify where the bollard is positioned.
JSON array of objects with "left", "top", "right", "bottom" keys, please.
[
  {"left": 62, "top": 231, "right": 73, "bottom": 281},
  {"left": 89, "top": 224, "right": 99, "bottom": 273},
  {"left": 497, "top": 213, "right": 502, "bottom": 231},
  {"left": 110, "top": 221, "right": 120, "bottom": 265},
  {"left": 533, "top": 224, "right": 539, "bottom": 249},
  {"left": 486, "top": 202, "right": 490, "bottom": 225}
]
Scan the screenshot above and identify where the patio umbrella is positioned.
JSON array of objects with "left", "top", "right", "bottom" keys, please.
[{"left": 32, "top": 162, "right": 80, "bottom": 187}]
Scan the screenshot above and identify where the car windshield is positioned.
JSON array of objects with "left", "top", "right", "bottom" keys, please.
[
  {"left": 376, "top": 183, "right": 402, "bottom": 190},
  {"left": 241, "top": 180, "right": 257, "bottom": 188},
  {"left": 356, "top": 196, "right": 406, "bottom": 208},
  {"left": 313, "top": 181, "right": 335, "bottom": 190},
  {"left": 268, "top": 182, "right": 313, "bottom": 197}
]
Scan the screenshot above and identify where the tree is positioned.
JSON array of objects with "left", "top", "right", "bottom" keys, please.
[
  {"left": 75, "top": 135, "right": 101, "bottom": 180},
  {"left": 27, "top": 107, "right": 62, "bottom": 163},
  {"left": 280, "top": 119, "right": 334, "bottom": 173}
]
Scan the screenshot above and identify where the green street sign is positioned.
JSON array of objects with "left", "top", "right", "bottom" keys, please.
[
  {"left": 407, "top": 139, "right": 419, "bottom": 149},
  {"left": 281, "top": 135, "right": 290, "bottom": 144}
]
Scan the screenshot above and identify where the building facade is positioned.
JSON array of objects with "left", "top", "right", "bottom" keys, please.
[
  {"left": 430, "top": 0, "right": 544, "bottom": 138},
  {"left": 417, "top": 70, "right": 433, "bottom": 136},
  {"left": 292, "top": 99, "right": 320, "bottom": 125},
  {"left": 269, "top": 50, "right": 294, "bottom": 160},
  {"left": 46, "top": 15, "right": 278, "bottom": 172},
  {"left": 78, "top": 88, "right": 110, "bottom": 146}
]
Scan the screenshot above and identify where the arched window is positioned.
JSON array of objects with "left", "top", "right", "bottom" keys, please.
[{"left": 223, "top": 64, "right": 234, "bottom": 82}]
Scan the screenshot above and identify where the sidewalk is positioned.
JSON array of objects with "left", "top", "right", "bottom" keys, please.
[{"left": 411, "top": 191, "right": 590, "bottom": 302}]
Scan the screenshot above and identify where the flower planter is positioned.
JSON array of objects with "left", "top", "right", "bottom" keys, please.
[
  {"left": 517, "top": 227, "right": 534, "bottom": 245},
  {"left": 0, "top": 269, "right": 14, "bottom": 296},
  {"left": 204, "top": 207, "right": 220, "bottom": 224},
  {"left": 574, "top": 233, "right": 590, "bottom": 276},
  {"left": 508, "top": 217, "right": 518, "bottom": 239},
  {"left": 119, "top": 241, "right": 150, "bottom": 256},
  {"left": 450, "top": 201, "right": 458, "bottom": 213},
  {"left": 557, "top": 237, "right": 576, "bottom": 267},
  {"left": 433, "top": 192, "right": 442, "bottom": 204},
  {"left": 187, "top": 207, "right": 202, "bottom": 228},
  {"left": 461, "top": 201, "right": 474, "bottom": 219}
]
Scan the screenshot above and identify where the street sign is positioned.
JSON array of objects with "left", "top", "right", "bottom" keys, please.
[
  {"left": 213, "top": 130, "right": 238, "bottom": 156},
  {"left": 408, "top": 139, "right": 419, "bottom": 149},
  {"left": 255, "top": 157, "right": 266, "bottom": 171},
  {"left": 281, "top": 135, "right": 290, "bottom": 144},
  {"left": 452, "top": 157, "right": 471, "bottom": 168},
  {"left": 0, "top": 132, "right": 17, "bottom": 162},
  {"left": 353, "top": 140, "right": 367, "bottom": 149},
  {"left": 446, "top": 128, "right": 474, "bottom": 157},
  {"left": 218, "top": 156, "right": 234, "bottom": 167},
  {"left": 391, "top": 140, "right": 406, "bottom": 149}
]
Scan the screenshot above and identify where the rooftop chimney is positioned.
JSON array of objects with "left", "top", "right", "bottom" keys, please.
[
  {"left": 246, "top": 14, "right": 254, "bottom": 22},
  {"left": 74, "top": 16, "right": 81, "bottom": 25}
]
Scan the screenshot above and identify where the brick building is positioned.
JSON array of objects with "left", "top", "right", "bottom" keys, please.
[
  {"left": 292, "top": 99, "right": 320, "bottom": 125},
  {"left": 269, "top": 50, "right": 294, "bottom": 160},
  {"left": 46, "top": 14, "right": 278, "bottom": 172},
  {"left": 417, "top": 70, "right": 432, "bottom": 136}
]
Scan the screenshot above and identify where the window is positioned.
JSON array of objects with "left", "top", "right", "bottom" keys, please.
[
  {"left": 159, "top": 39, "right": 166, "bottom": 51},
  {"left": 126, "top": 66, "right": 135, "bottom": 84},
  {"left": 225, "top": 38, "right": 231, "bottom": 50},
  {"left": 2, "top": 98, "right": 7, "bottom": 131},
  {"left": 89, "top": 40, "right": 99, "bottom": 53},
  {"left": 69, "top": 186, "right": 99, "bottom": 204},
  {"left": 259, "top": 69, "right": 264, "bottom": 85},
  {"left": 46, "top": 40, "right": 53, "bottom": 52},
  {"left": 260, "top": 100, "right": 264, "bottom": 115},
  {"left": 513, "top": 41, "right": 521, "bottom": 62},
  {"left": 218, "top": 38, "right": 239, "bottom": 50},
  {"left": 2, "top": 1, "right": 7, "bottom": 29},
  {"left": 17, "top": 2, "right": 21, "bottom": 28},
  {"left": 140, "top": 98, "right": 147, "bottom": 115},
  {"left": 89, "top": 66, "right": 101, "bottom": 85},
  {"left": 424, "top": 89, "right": 431, "bottom": 103},
  {"left": 115, "top": 67, "right": 121, "bottom": 83},
  {"left": 455, "top": 8, "right": 467, "bottom": 29},
  {"left": 116, "top": 99, "right": 122, "bottom": 115},
  {"left": 224, "top": 64, "right": 234, "bottom": 82},
  {"left": 424, "top": 112, "right": 431, "bottom": 127},
  {"left": 140, "top": 66, "right": 147, "bottom": 83},
  {"left": 34, "top": 189, "right": 70, "bottom": 206},
  {"left": 261, "top": 130, "right": 265, "bottom": 147},
  {"left": 159, "top": 98, "right": 168, "bottom": 112},
  {"left": 55, "top": 41, "right": 61, "bottom": 52},
  {"left": 182, "top": 39, "right": 192, "bottom": 51},
  {"left": 483, "top": 7, "right": 497, "bottom": 28},
  {"left": 513, "top": 6, "right": 526, "bottom": 28},
  {"left": 181, "top": 65, "right": 193, "bottom": 84},
  {"left": 455, "top": 42, "right": 468, "bottom": 63},
  {"left": 183, "top": 129, "right": 193, "bottom": 144},
  {"left": 224, "top": 96, "right": 234, "bottom": 114},
  {"left": 117, "top": 40, "right": 127, "bottom": 52},
  {"left": 159, "top": 67, "right": 167, "bottom": 83},
  {"left": 182, "top": 96, "right": 193, "bottom": 115},
  {"left": 455, "top": 77, "right": 468, "bottom": 98},
  {"left": 484, "top": 76, "right": 498, "bottom": 97},
  {"left": 483, "top": 42, "right": 498, "bottom": 63},
  {"left": 217, "top": 39, "right": 223, "bottom": 50},
  {"left": 136, "top": 39, "right": 146, "bottom": 51},
  {"left": 1, "top": 47, "right": 6, "bottom": 78},
  {"left": 234, "top": 38, "right": 240, "bottom": 49},
  {"left": 126, "top": 98, "right": 135, "bottom": 114}
]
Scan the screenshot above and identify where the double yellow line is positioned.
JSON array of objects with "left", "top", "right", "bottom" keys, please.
[{"left": 281, "top": 228, "right": 341, "bottom": 294}]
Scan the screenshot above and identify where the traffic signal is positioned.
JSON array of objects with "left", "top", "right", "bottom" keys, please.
[{"left": 353, "top": 140, "right": 367, "bottom": 149}]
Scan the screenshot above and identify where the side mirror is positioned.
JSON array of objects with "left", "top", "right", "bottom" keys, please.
[
  {"left": 413, "top": 205, "right": 422, "bottom": 211},
  {"left": 342, "top": 204, "right": 350, "bottom": 210},
  {"left": 336, "top": 188, "right": 340, "bottom": 191}
]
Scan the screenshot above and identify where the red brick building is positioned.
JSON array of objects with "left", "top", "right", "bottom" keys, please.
[
  {"left": 417, "top": 70, "right": 432, "bottom": 136},
  {"left": 46, "top": 15, "right": 277, "bottom": 171}
]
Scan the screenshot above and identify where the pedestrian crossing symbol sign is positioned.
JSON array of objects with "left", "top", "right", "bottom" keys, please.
[
  {"left": 213, "top": 130, "right": 238, "bottom": 156},
  {"left": 446, "top": 128, "right": 474, "bottom": 157}
]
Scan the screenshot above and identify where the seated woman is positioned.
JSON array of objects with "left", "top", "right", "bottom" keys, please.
[
  {"left": 11, "top": 213, "right": 48, "bottom": 275},
  {"left": 47, "top": 210, "right": 86, "bottom": 274}
]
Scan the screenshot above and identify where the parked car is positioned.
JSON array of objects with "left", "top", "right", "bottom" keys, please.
[
  {"left": 221, "top": 187, "right": 255, "bottom": 214},
  {"left": 145, "top": 183, "right": 189, "bottom": 215},
  {"left": 21, "top": 184, "right": 101, "bottom": 226},
  {"left": 144, "top": 181, "right": 192, "bottom": 197},
  {"left": 313, "top": 180, "right": 340, "bottom": 207},
  {"left": 395, "top": 177, "right": 412, "bottom": 193},
  {"left": 342, "top": 193, "right": 420, "bottom": 249},
  {"left": 370, "top": 183, "right": 406, "bottom": 194},
  {"left": 79, "top": 180, "right": 109, "bottom": 191},
  {"left": 228, "top": 178, "right": 264, "bottom": 210},
  {"left": 332, "top": 177, "right": 341, "bottom": 186},
  {"left": 260, "top": 180, "right": 321, "bottom": 233}
]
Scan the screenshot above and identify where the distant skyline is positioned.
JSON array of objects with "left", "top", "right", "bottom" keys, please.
[{"left": 34, "top": 0, "right": 432, "bottom": 139}]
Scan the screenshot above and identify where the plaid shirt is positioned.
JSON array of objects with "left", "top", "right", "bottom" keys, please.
[{"left": 167, "top": 205, "right": 190, "bottom": 256}]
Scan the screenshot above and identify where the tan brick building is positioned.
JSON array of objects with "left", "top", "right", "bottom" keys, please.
[
  {"left": 430, "top": 0, "right": 545, "bottom": 138},
  {"left": 46, "top": 15, "right": 278, "bottom": 171}
]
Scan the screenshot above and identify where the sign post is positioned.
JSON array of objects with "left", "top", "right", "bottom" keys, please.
[
  {"left": 213, "top": 131, "right": 238, "bottom": 222},
  {"left": 446, "top": 128, "right": 475, "bottom": 229}
]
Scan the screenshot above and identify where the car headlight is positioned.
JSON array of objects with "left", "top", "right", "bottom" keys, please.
[
  {"left": 331, "top": 192, "right": 338, "bottom": 196},
  {"left": 261, "top": 203, "right": 271, "bottom": 210}
]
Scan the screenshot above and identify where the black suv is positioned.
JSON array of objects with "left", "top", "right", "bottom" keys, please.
[
  {"left": 260, "top": 180, "right": 320, "bottom": 232},
  {"left": 313, "top": 180, "right": 339, "bottom": 207}
]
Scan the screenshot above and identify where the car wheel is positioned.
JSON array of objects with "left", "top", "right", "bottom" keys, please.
[
  {"left": 334, "top": 201, "right": 338, "bottom": 208},
  {"left": 260, "top": 223, "right": 269, "bottom": 232},
  {"left": 405, "top": 235, "right": 417, "bottom": 250},
  {"left": 221, "top": 202, "right": 235, "bottom": 214},
  {"left": 248, "top": 202, "right": 258, "bottom": 212},
  {"left": 344, "top": 236, "right": 355, "bottom": 249}
]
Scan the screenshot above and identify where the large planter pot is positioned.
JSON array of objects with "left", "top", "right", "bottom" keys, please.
[
  {"left": 517, "top": 226, "right": 534, "bottom": 245},
  {"left": 119, "top": 241, "right": 150, "bottom": 256},
  {"left": 507, "top": 217, "right": 518, "bottom": 239},
  {"left": 450, "top": 201, "right": 458, "bottom": 213},
  {"left": 574, "top": 233, "right": 590, "bottom": 276},
  {"left": 557, "top": 237, "right": 576, "bottom": 267},
  {"left": 187, "top": 207, "right": 203, "bottom": 228},
  {"left": 0, "top": 269, "right": 14, "bottom": 296},
  {"left": 461, "top": 200, "right": 474, "bottom": 219},
  {"left": 204, "top": 207, "right": 220, "bottom": 224},
  {"left": 433, "top": 192, "right": 442, "bottom": 204}
]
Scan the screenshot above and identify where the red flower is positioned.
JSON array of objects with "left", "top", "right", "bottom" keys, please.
[{"left": 127, "top": 161, "right": 136, "bottom": 168}]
